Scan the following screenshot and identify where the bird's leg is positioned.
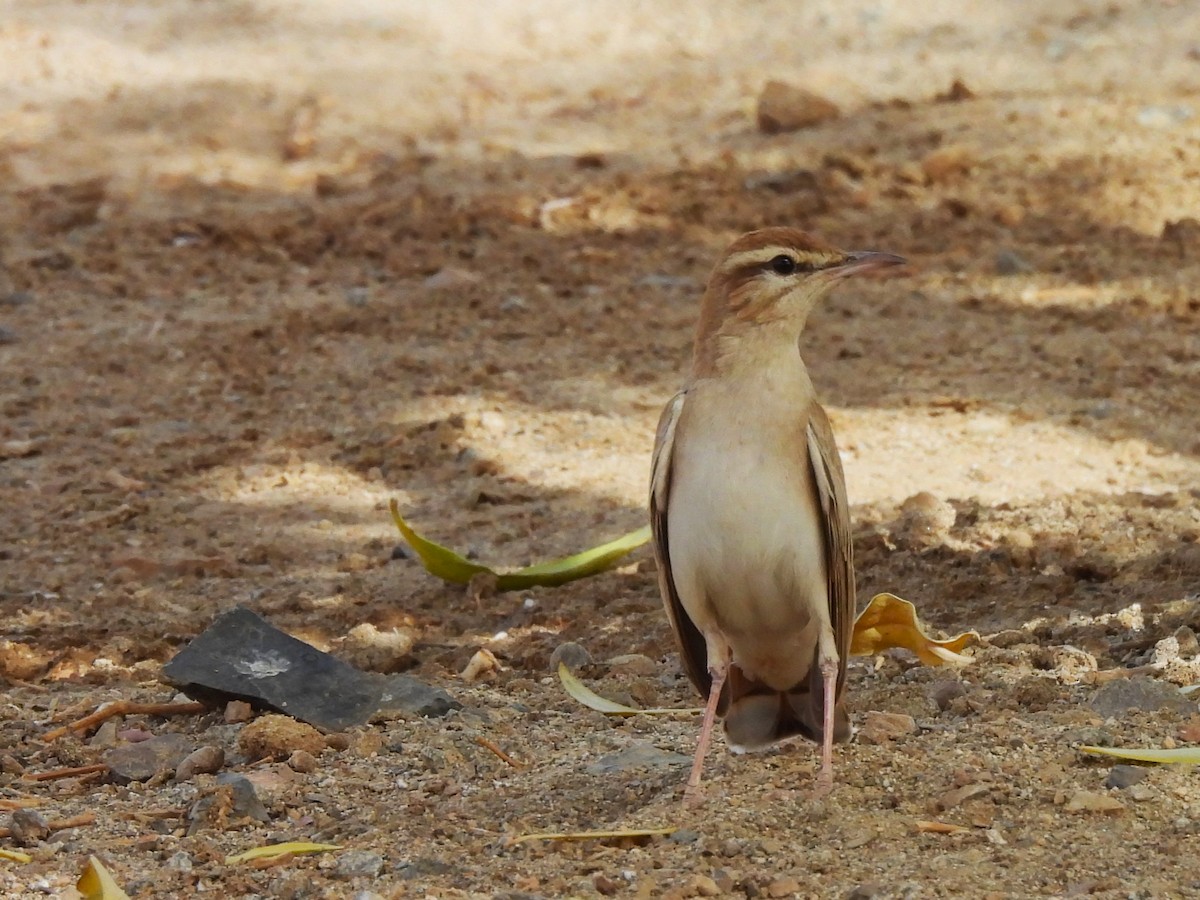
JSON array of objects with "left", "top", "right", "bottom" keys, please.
[
  {"left": 684, "top": 650, "right": 729, "bottom": 806},
  {"left": 813, "top": 656, "right": 838, "bottom": 799}
]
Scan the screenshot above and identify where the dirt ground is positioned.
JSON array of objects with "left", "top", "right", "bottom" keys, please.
[{"left": 3, "top": 1, "right": 1200, "bottom": 897}]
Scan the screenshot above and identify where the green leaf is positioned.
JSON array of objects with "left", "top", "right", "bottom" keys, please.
[
  {"left": 558, "top": 662, "right": 702, "bottom": 716},
  {"left": 1080, "top": 746, "right": 1200, "bottom": 764},
  {"left": 225, "top": 842, "right": 342, "bottom": 864},
  {"left": 389, "top": 499, "right": 649, "bottom": 591}
]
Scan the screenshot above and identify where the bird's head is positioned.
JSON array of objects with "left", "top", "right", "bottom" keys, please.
[{"left": 693, "top": 227, "right": 905, "bottom": 372}]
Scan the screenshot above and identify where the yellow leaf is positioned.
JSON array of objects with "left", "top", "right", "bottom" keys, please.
[
  {"left": 1080, "top": 746, "right": 1200, "bottom": 764},
  {"left": 77, "top": 856, "right": 131, "bottom": 900},
  {"left": 850, "top": 593, "right": 978, "bottom": 666},
  {"left": 508, "top": 826, "right": 675, "bottom": 846},
  {"left": 558, "top": 663, "right": 701, "bottom": 716},
  {"left": 225, "top": 842, "right": 342, "bottom": 864},
  {"left": 0, "top": 848, "right": 32, "bottom": 864},
  {"left": 390, "top": 500, "right": 649, "bottom": 591}
]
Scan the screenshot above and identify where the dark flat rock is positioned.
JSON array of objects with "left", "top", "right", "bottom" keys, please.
[
  {"left": 162, "top": 606, "right": 458, "bottom": 731},
  {"left": 1089, "top": 676, "right": 1194, "bottom": 719}
]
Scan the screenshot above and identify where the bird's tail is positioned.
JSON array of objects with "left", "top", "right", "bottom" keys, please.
[{"left": 721, "top": 662, "right": 851, "bottom": 752}]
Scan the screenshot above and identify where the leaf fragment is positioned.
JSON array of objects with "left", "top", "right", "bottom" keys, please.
[
  {"left": 915, "top": 819, "right": 969, "bottom": 834},
  {"left": 558, "top": 663, "right": 701, "bottom": 716},
  {"left": 225, "top": 842, "right": 342, "bottom": 864},
  {"left": 851, "top": 593, "right": 978, "bottom": 665},
  {"left": 77, "top": 856, "right": 131, "bottom": 899},
  {"left": 508, "top": 826, "right": 675, "bottom": 846},
  {"left": 389, "top": 499, "right": 649, "bottom": 591},
  {"left": 0, "top": 848, "right": 32, "bottom": 864},
  {"left": 1080, "top": 745, "right": 1200, "bottom": 764}
]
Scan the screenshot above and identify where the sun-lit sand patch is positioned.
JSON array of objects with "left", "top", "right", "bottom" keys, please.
[{"left": 835, "top": 407, "right": 1198, "bottom": 507}]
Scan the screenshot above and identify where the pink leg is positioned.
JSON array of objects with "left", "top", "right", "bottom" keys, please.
[
  {"left": 683, "top": 656, "right": 729, "bottom": 806},
  {"left": 813, "top": 657, "right": 838, "bottom": 798}
]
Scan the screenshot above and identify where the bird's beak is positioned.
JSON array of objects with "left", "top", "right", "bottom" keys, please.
[{"left": 827, "top": 250, "right": 907, "bottom": 279}]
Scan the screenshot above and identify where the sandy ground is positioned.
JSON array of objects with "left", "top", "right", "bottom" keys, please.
[{"left": 3, "top": 0, "right": 1200, "bottom": 897}]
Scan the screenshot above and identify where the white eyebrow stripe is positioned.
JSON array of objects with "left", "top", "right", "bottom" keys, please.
[{"left": 718, "top": 246, "right": 798, "bottom": 272}]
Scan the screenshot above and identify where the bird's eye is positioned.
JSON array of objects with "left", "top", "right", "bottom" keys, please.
[{"left": 769, "top": 254, "right": 797, "bottom": 275}]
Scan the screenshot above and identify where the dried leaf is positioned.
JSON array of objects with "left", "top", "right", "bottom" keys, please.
[
  {"left": 389, "top": 499, "right": 648, "bottom": 591},
  {"left": 77, "top": 856, "right": 131, "bottom": 899},
  {"left": 1080, "top": 746, "right": 1200, "bottom": 764},
  {"left": 0, "top": 848, "right": 32, "bottom": 864},
  {"left": 508, "top": 826, "right": 675, "bottom": 846},
  {"left": 851, "top": 593, "right": 978, "bottom": 665},
  {"left": 558, "top": 663, "right": 701, "bottom": 716},
  {"left": 225, "top": 842, "right": 342, "bottom": 864}
]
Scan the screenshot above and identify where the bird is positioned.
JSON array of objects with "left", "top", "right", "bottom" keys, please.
[{"left": 649, "top": 226, "right": 905, "bottom": 803}]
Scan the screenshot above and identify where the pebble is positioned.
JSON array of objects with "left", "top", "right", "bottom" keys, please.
[
  {"left": 994, "top": 249, "right": 1034, "bottom": 275},
  {"left": 846, "top": 885, "right": 885, "bottom": 899},
  {"left": 857, "top": 711, "right": 918, "bottom": 744},
  {"left": 1106, "top": 765, "right": 1149, "bottom": 790},
  {"left": 187, "top": 773, "right": 270, "bottom": 833},
  {"left": 422, "top": 267, "right": 481, "bottom": 290},
  {"left": 585, "top": 741, "right": 691, "bottom": 774},
  {"left": 0, "top": 291, "right": 33, "bottom": 307},
  {"left": 594, "top": 873, "right": 620, "bottom": 896},
  {"left": 106, "top": 733, "right": 195, "bottom": 783},
  {"left": 1090, "top": 677, "right": 1194, "bottom": 718},
  {"left": 0, "top": 327, "right": 17, "bottom": 345},
  {"left": 668, "top": 828, "right": 701, "bottom": 844},
  {"left": 1064, "top": 790, "right": 1125, "bottom": 815},
  {"left": 921, "top": 145, "right": 976, "bottom": 183},
  {"left": 9, "top": 808, "right": 50, "bottom": 845},
  {"left": 928, "top": 680, "right": 967, "bottom": 711},
  {"left": 224, "top": 700, "right": 254, "bottom": 723},
  {"left": 549, "top": 641, "right": 592, "bottom": 672},
  {"left": 340, "top": 623, "right": 416, "bottom": 673},
  {"left": 894, "top": 492, "right": 956, "bottom": 548},
  {"left": 606, "top": 653, "right": 658, "bottom": 677},
  {"left": 175, "top": 745, "right": 225, "bottom": 782},
  {"left": 687, "top": 874, "right": 721, "bottom": 897},
  {"left": 1128, "top": 784, "right": 1155, "bottom": 802},
  {"left": 287, "top": 749, "right": 319, "bottom": 773},
  {"left": 334, "top": 850, "right": 385, "bottom": 879},
  {"left": 165, "top": 851, "right": 193, "bottom": 874},
  {"left": 767, "top": 876, "right": 801, "bottom": 898},
  {"left": 238, "top": 714, "right": 326, "bottom": 761},
  {"left": 756, "top": 80, "right": 840, "bottom": 133}
]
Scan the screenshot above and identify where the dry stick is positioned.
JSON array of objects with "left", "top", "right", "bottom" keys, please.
[
  {"left": 474, "top": 736, "right": 527, "bottom": 769},
  {"left": 42, "top": 700, "right": 208, "bottom": 741},
  {"left": 0, "top": 810, "right": 96, "bottom": 839},
  {"left": 23, "top": 764, "right": 110, "bottom": 782}
]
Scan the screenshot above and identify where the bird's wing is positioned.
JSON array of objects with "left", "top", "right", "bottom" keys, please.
[
  {"left": 805, "top": 404, "right": 856, "bottom": 692},
  {"left": 649, "top": 390, "right": 710, "bottom": 694}
]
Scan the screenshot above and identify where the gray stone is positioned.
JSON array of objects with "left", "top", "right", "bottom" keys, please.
[
  {"left": 549, "top": 641, "right": 592, "bottom": 672},
  {"left": 585, "top": 741, "right": 691, "bottom": 775},
  {"left": 994, "top": 249, "right": 1034, "bottom": 275},
  {"left": 175, "top": 745, "right": 225, "bottom": 782},
  {"left": 187, "top": 773, "right": 270, "bottom": 834},
  {"left": 105, "top": 733, "right": 195, "bottom": 783},
  {"left": 162, "top": 606, "right": 458, "bottom": 730},
  {"left": 1106, "top": 765, "right": 1149, "bottom": 790},
  {"left": 1089, "top": 677, "right": 1194, "bottom": 719},
  {"left": 928, "top": 680, "right": 967, "bottom": 711},
  {"left": 335, "top": 850, "right": 385, "bottom": 879},
  {"left": 9, "top": 808, "right": 50, "bottom": 846}
]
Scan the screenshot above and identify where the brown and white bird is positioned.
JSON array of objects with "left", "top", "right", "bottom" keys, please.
[{"left": 649, "top": 227, "right": 905, "bottom": 802}]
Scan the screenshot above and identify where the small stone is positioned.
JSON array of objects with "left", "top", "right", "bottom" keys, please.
[
  {"left": 593, "top": 873, "right": 620, "bottom": 896},
  {"left": 89, "top": 719, "right": 121, "bottom": 748},
  {"left": 1173, "top": 626, "right": 1199, "bottom": 657},
  {"left": 1014, "top": 675, "right": 1061, "bottom": 711},
  {"left": 165, "top": 851, "right": 193, "bottom": 874},
  {"left": 935, "top": 79, "right": 976, "bottom": 102},
  {"left": 423, "top": 267, "right": 481, "bottom": 290},
  {"left": 334, "top": 850, "right": 385, "bottom": 879},
  {"left": 928, "top": 680, "right": 967, "bottom": 711},
  {"left": 549, "top": 641, "right": 592, "bottom": 672},
  {"left": 224, "top": 700, "right": 253, "bottom": 723},
  {"left": 187, "top": 773, "right": 270, "bottom": 833},
  {"left": 337, "top": 552, "right": 372, "bottom": 573},
  {"left": 606, "top": 654, "right": 658, "bottom": 677},
  {"left": 0, "top": 327, "right": 17, "bottom": 345},
  {"left": 287, "top": 749, "right": 319, "bottom": 773},
  {"left": 0, "top": 291, "right": 33, "bottom": 307},
  {"left": 1090, "top": 677, "right": 1194, "bottom": 718},
  {"left": 1106, "top": 765, "right": 1149, "bottom": 790},
  {"left": 339, "top": 623, "right": 416, "bottom": 673},
  {"left": 585, "top": 741, "right": 691, "bottom": 774},
  {"left": 994, "top": 249, "right": 1034, "bottom": 275},
  {"left": 9, "top": 809, "right": 50, "bottom": 846},
  {"left": 460, "top": 648, "right": 500, "bottom": 683},
  {"left": 238, "top": 714, "right": 326, "bottom": 761},
  {"left": 687, "top": 874, "right": 721, "bottom": 897},
  {"left": 668, "top": 828, "right": 701, "bottom": 844},
  {"left": 105, "top": 733, "right": 195, "bottom": 783},
  {"left": 894, "top": 492, "right": 956, "bottom": 548},
  {"left": 756, "top": 81, "right": 840, "bottom": 133},
  {"left": 175, "top": 745, "right": 225, "bottom": 782},
  {"left": 921, "top": 145, "right": 976, "bottom": 183},
  {"left": 857, "top": 711, "right": 918, "bottom": 744},
  {"left": 1128, "top": 784, "right": 1155, "bottom": 802},
  {"left": 767, "top": 876, "right": 801, "bottom": 898},
  {"left": 1064, "top": 790, "right": 1125, "bottom": 815},
  {"left": 846, "top": 885, "right": 885, "bottom": 900}
]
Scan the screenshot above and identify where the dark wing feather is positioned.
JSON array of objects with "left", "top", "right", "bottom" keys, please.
[
  {"left": 649, "top": 391, "right": 710, "bottom": 696},
  {"left": 805, "top": 403, "right": 856, "bottom": 696}
]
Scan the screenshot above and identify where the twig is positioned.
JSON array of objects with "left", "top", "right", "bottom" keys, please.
[
  {"left": 475, "top": 736, "right": 527, "bottom": 769},
  {"left": 0, "top": 798, "right": 42, "bottom": 811},
  {"left": 42, "top": 700, "right": 208, "bottom": 741},
  {"left": 23, "top": 764, "right": 110, "bottom": 782}
]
